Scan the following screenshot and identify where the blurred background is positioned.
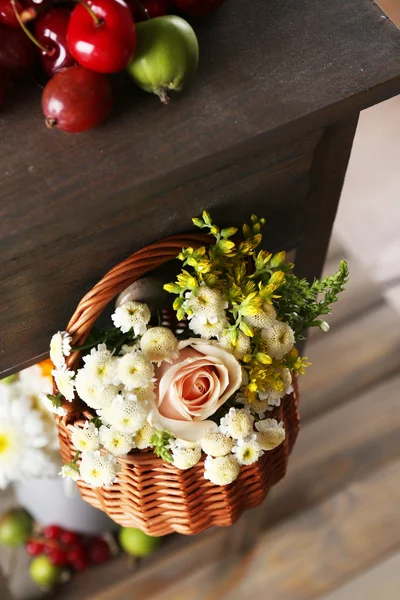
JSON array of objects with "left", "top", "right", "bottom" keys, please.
[{"left": 1, "top": 3, "right": 399, "bottom": 599}]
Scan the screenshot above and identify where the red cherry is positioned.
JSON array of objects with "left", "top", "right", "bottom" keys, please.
[
  {"left": 26, "top": 540, "right": 45, "bottom": 556},
  {"left": 129, "top": 0, "right": 170, "bottom": 20},
  {"left": 87, "top": 538, "right": 111, "bottom": 564},
  {"left": 48, "top": 548, "right": 69, "bottom": 566},
  {"left": 43, "top": 525, "right": 63, "bottom": 540},
  {"left": 0, "top": 23, "right": 36, "bottom": 82},
  {"left": 59, "top": 530, "right": 80, "bottom": 546},
  {"left": 173, "top": 0, "right": 226, "bottom": 17},
  {"left": 34, "top": 8, "right": 75, "bottom": 76},
  {"left": 67, "top": 0, "right": 137, "bottom": 74},
  {"left": 0, "top": 0, "right": 31, "bottom": 27},
  {"left": 67, "top": 546, "right": 86, "bottom": 565},
  {"left": 72, "top": 556, "right": 89, "bottom": 571},
  {"left": 42, "top": 65, "right": 112, "bottom": 133}
]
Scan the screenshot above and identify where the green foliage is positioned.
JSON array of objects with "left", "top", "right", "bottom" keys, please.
[
  {"left": 90, "top": 415, "right": 103, "bottom": 429},
  {"left": 71, "top": 327, "right": 136, "bottom": 356},
  {"left": 46, "top": 393, "right": 63, "bottom": 409},
  {"left": 150, "top": 430, "right": 174, "bottom": 463}
]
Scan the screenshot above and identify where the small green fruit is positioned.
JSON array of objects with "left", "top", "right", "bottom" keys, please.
[
  {"left": 0, "top": 508, "right": 33, "bottom": 547},
  {"left": 119, "top": 527, "right": 160, "bottom": 557},
  {"left": 127, "top": 15, "right": 199, "bottom": 104},
  {"left": 30, "top": 555, "right": 62, "bottom": 588}
]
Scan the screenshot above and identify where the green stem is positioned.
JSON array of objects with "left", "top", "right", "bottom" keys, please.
[
  {"left": 79, "top": 0, "right": 102, "bottom": 25},
  {"left": 11, "top": 0, "right": 50, "bottom": 53},
  {"left": 72, "top": 451, "right": 80, "bottom": 464}
]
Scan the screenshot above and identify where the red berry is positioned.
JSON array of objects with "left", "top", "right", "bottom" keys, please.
[
  {"left": 87, "top": 538, "right": 111, "bottom": 564},
  {"left": 59, "top": 530, "right": 80, "bottom": 546},
  {"left": 26, "top": 540, "right": 45, "bottom": 556},
  {"left": 34, "top": 7, "right": 75, "bottom": 77},
  {"left": 173, "top": 0, "right": 226, "bottom": 17},
  {"left": 48, "top": 548, "right": 69, "bottom": 567},
  {"left": 0, "top": 23, "right": 36, "bottom": 82},
  {"left": 43, "top": 525, "right": 63, "bottom": 540},
  {"left": 72, "top": 556, "right": 89, "bottom": 571},
  {"left": 67, "top": 546, "right": 86, "bottom": 564},
  {"left": 42, "top": 66, "right": 113, "bottom": 133},
  {"left": 67, "top": 0, "right": 137, "bottom": 74},
  {"left": 129, "top": 0, "right": 170, "bottom": 20}
]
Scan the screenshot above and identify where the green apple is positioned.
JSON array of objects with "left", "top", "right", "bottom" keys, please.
[
  {"left": 0, "top": 508, "right": 33, "bottom": 547},
  {"left": 119, "top": 527, "right": 160, "bottom": 557},
  {"left": 30, "top": 555, "right": 62, "bottom": 588},
  {"left": 127, "top": 15, "right": 199, "bottom": 104}
]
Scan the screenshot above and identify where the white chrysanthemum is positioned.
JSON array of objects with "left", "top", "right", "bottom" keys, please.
[
  {"left": 75, "top": 369, "right": 118, "bottom": 410},
  {"left": 255, "top": 419, "right": 286, "bottom": 450},
  {"left": 219, "top": 408, "right": 254, "bottom": 440},
  {"left": 71, "top": 422, "right": 100, "bottom": 452},
  {"left": 189, "top": 316, "right": 227, "bottom": 339},
  {"left": 203, "top": 455, "right": 240, "bottom": 486},
  {"left": 99, "top": 426, "right": 134, "bottom": 457},
  {"left": 60, "top": 463, "right": 80, "bottom": 481},
  {"left": 244, "top": 303, "right": 277, "bottom": 329},
  {"left": 261, "top": 321, "right": 295, "bottom": 359},
  {"left": 19, "top": 365, "right": 52, "bottom": 397},
  {"left": 258, "top": 368, "right": 293, "bottom": 407},
  {"left": 100, "top": 395, "right": 147, "bottom": 434},
  {"left": 171, "top": 443, "right": 201, "bottom": 470},
  {"left": 217, "top": 330, "right": 251, "bottom": 360},
  {"left": 131, "top": 383, "right": 155, "bottom": 404},
  {"left": 140, "top": 327, "right": 178, "bottom": 365},
  {"left": 52, "top": 367, "right": 75, "bottom": 402},
  {"left": 82, "top": 344, "right": 118, "bottom": 386},
  {"left": 39, "top": 392, "right": 68, "bottom": 417},
  {"left": 232, "top": 435, "right": 263, "bottom": 466},
  {"left": 184, "top": 286, "right": 228, "bottom": 324},
  {"left": 111, "top": 301, "right": 151, "bottom": 335},
  {"left": 200, "top": 432, "right": 233, "bottom": 457},
  {"left": 134, "top": 424, "right": 156, "bottom": 450},
  {"left": 79, "top": 451, "right": 120, "bottom": 488},
  {"left": 50, "top": 331, "right": 72, "bottom": 368},
  {"left": 117, "top": 352, "right": 154, "bottom": 390}
]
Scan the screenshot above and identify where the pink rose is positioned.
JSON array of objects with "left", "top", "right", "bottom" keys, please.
[{"left": 148, "top": 339, "right": 242, "bottom": 441}]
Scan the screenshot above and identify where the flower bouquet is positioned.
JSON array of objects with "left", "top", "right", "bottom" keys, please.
[{"left": 48, "top": 213, "right": 347, "bottom": 536}]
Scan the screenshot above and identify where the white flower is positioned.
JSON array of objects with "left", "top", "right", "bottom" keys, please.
[
  {"left": 82, "top": 344, "right": 118, "bottom": 386},
  {"left": 171, "top": 441, "right": 201, "bottom": 470},
  {"left": 217, "top": 330, "right": 251, "bottom": 360},
  {"left": 60, "top": 463, "right": 80, "bottom": 481},
  {"left": 133, "top": 424, "right": 156, "bottom": 450},
  {"left": 319, "top": 320, "right": 330, "bottom": 332},
  {"left": 19, "top": 365, "right": 52, "bottom": 397},
  {"left": 75, "top": 369, "right": 118, "bottom": 410},
  {"left": 203, "top": 454, "right": 240, "bottom": 486},
  {"left": 184, "top": 286, "right": 228, "bottom": 324},
  {"left": 52, "top": 367, "right": 75, "bottom": 402},
  {"left": 99, "top": 425, "right": 134, "bottom": 457},
  {"left": 71, "top": 422, "right": 100, "bottom": 452},
  {"left": 50, "top": 331, "right": 72, "bottom": 368},
  {"left": 244, "top": 303, "right": 276, "bottom": 329},
  {"left": 100, "top": 395, "right": 147, "bottom": 434},
  {"left": 255, "top": 419, "right": 286, "bottom": 450},
  {"left": 188, "top": 315, "right": 228, "bottom": 339},
  {"left": 111, "top": 301, "right": 151, "bottom": 335},
  {"left": 117, "top": 352, "right": 154, "bottom": 390},
  {"left": 258, "top": 368, "right": 293, "bottom": 407},
  {"left": 219, "top": 408, "right": 254, "bottom": 440},
  {"left": 140, "top": 327, "right": 179, "bottom": 365},
  {"left": 79, "top": 451, "right": 120, "bottom": 488},
  {"left": 131, "top": 383, "right": 155, "bottom": 404},
  {"left": 232, "top": 435, "right": 263, "bottom": 465},
  {"left": 39, "top": 392, "right": 68, "bottom": 417},
  {"left": 261, "top": 321, "right": 295, "bottom": 359},
  {"left": 200, "top": 432, "right": 233, "bottom": 457}
]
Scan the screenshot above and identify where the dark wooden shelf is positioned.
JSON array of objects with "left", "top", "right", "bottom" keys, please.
[{"left": 1, "top": 0, "right": 399, "bottom": 375}]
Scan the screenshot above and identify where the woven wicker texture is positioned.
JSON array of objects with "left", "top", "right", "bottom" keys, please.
[{"left": 55, "top": 233, "right": 300, "bottom": 536}]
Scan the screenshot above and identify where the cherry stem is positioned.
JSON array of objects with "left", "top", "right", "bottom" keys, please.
[
  {"left": 134, "top": 0, "right": 150, "bottom": 20},
  {"left": 11, "top": 0, "right": 49, "bottom": 53},
  {"left": 78, "top": 0, "right": 103, "bottom": 25}
]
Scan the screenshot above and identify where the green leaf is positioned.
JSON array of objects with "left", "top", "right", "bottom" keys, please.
[
  {"left": 151, "top": 430, "right": 174, "bottom": 464},
  {"left": 46, "top": 393, "right": 63, "bottom": 408},
  {"left": 90, "top": 416, "right": 102, "bottom": 429},
  {"left": 221, "top": 227, "right": 238, "bottom": 239}
]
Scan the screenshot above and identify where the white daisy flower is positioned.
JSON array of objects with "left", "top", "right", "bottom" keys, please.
[
  {"left": 75, "top": 369, "right": 118, "bottom": 410},
  {"left": 71, "top": 422, "right": 100, "bottom": 452},
  {"left": 184, "top": 286, "right": 228, "bottom": 324},
  {"left": 217, "top": 330, "right": 251, "bottom": 360},
  {"left": 117, "top": 352, "right": 154, "bottom": 390},
  {"left": 171, "top": 441, "right": 201, "bottom": 470},
  {"left": 188, "top": 316, "right": 228, "bottom": 339},
  {"left": 131, "top": 383, "right": 155, "bottom": 404},
  {"left": 82, "top": 344, "right": 118, "bottom": 386},
  {"left": 219, "top": 408, "right": 254, "bottom": 440},
  {"left": 99, "top": 426, "right": 134, "bottom": 457},
  {"left": 203, "top": 454, "right": 240, "bottom": 486},
  {"left": 52, "top": 367, "right": 75, "bottom": 402},
  {"left": 140, "top": 327, "right": 179, "bottom": 365},
  {"left": 255, "top": 419, "right": 286, "bottom": 450},
  {"left": 258, "top": 368, "right": 293, "bottom": 407},
  {"left": 60, "top": 463, "right": 80, "bottom": 481},
  {"left": 261, "top": 321, "right": 295, "bottom": 359},
  {"left": 79, "top": 451, "right": 120, "bottom": 488},
  {"left": 244, "top": 303, "right": 276, "bottom": 330},
  {"left": 133, "top": 424, "right": 156, "bottom": 450},
  {"left": 111, "top": 301, "right": 151, "bottom": 335},
  {"left": 200, "top": 432, "right": 233, "bottom": 457},
  {"left": 100, "top": 395, "right": 147, "bottom": 434},
  {"left": 232, "top": 434, "right": 263, "bottom": 466},
  {"left": 39, "top": 392, "right": 68, "bottom": 417},
  {"left": 50, "top": 331, "right": 72, "bottom": 368}
]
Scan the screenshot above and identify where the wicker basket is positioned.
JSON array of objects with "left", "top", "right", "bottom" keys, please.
[{"left": 55, "top": 233, "right": 300, "bottom": 536}]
